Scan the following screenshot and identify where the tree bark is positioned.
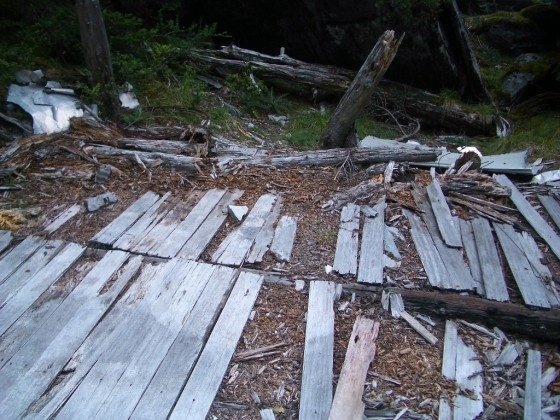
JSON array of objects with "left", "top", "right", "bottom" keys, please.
[
  {"left": 76, "top": 0, "right": 119, "bottom": 118},
  {"left": 319, "top": 30, "right": 403, "bottom": 149},
  {"left": 189, "top": 46, "right": 499, "bottom": 136}
]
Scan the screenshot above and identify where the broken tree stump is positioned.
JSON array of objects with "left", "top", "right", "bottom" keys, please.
[{"left": 320, "top": 30, "right": 403, "bottom": 148}]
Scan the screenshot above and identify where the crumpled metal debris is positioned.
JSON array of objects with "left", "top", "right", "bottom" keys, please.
[
  {"left": 7, "top": 81, "right": 83, "bottom": 134},
  {"left": 532, "top": 170, "right": 560, "bottom": 185}
]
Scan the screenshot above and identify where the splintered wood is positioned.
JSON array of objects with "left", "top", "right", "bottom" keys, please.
[
  {"left": 329, "top": 317, "right": 380, "bottom": 420},
  {"left": 333, "top": 204, "right": 360, "bottom": 275},
  {"left": 357, "top": 198, "right": 386, "bottom": 284}
]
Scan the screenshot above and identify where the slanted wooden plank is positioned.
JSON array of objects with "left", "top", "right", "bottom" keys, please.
[
  {"left": 0, "top": 240, "right": 65, "bottom": 307},
  {"left": 260, "top": 408, "right": 276, "bottom": 420},
  {"left": 403, "top": 209, "right": 447, "bottom": 288},
  {"left": 170, "top": 272, "right": 263, "bottom": 419},
  {"left": 113, "top": 192, "right": 172, "bottom": 251},
  {"left": 299, "top": 281, "right": 337, "bottom": 420},
  {"left": 524, "top": 349, "right": 542, "bottom": 420},
  {"left": 471, "top": 218, "right": 509, "bottom": 302},
  {"left": 153, "top": 189, "right": 227, "bottom": 258},
  {"left": 442, "top": 320, "right": 458, "bottom": 380},
  {"left": 494, "top": 223, "right": 550, "bottom": 308},
  {"left": 270, "top": 215, "right": 297, "bottom": 262},
  {"left": 43, "top": 204, "right": 81, "bottom": 234},
  {"left": 91, "top": 262, "right": 232, "bottom": 419},
  {"left": 131, "top": 265, "right": 238, "bottom": 419},
  {"left": 52, "top": 259, "right": 200, "bottom": 420},
  {"left": 0, "top": 230, "right": 13, "bottom": 254},
  {"left": 132, "top": 194, "right": 200, "bottom": 255},
  {"left": 417, "top": 192, "right": 476, "bottom": 291},
  {"left": 426, "top": 179, "right": 462, "bottom": 248},
  {"left": 0, "top": 252, "right": 137, "bottom": 418},
  {"left": 30, "top": 261, "right": 176, "bottom": 419},
  {"left": 212, "top": 194, "right": 277, "bottom": 266},
  {"left": 0, "top": 242, "right": 85, "bottom": 336},
  {"left": 333, "top": 204, "right": 360, "bottom": 276},
  {"left": 519, "top": 231, "right": 552, "bottom": 280},
  {"left": 90, "top": 191, "right": 160, "bottom": 246},
  {"left": 454, "top": 337, "right": 483, "bottom": 419},
  {"left": 246, "top": 196, "right": 283, "bottom": 264},
  {"left": 0, "top": 236, "right": 45, "bottom": 284},
  {"left": 358, "top": 199, "right": 385, "bottom": 284},
  {"left": 329, "top": 317, "right": 379, "bottom": 420},
  {"left": 400, "top": 311, "right": 438, "bottom": 345},
  {"left": 177, "top": 190, "right": 244, "bottom": 261},
  {"left": 538, "top": 194, "right": 560, "bottom": 230},
  {"left": 459, "top": 219, "right": 485, "bottom": 295},
  {"left": 495, "top": 174, "right": 560, "bottom": 260}
]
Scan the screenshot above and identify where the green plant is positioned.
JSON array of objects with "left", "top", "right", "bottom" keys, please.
[{"left": 284, "top": 108, "right": 330, "bottom": 149}]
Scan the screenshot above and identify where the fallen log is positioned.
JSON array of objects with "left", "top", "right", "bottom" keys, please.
[
  {"left": 320, "top": 30, "right": 402, "bottom": 148},
  {"left": 321, "top": 180, "right": 382, "bottom": 212},
  {"left": 189, "top": 46, "right": 501, "bottom": 136},
  {"left": 216, "top": 145, "right": 438, "bottom": 172}
]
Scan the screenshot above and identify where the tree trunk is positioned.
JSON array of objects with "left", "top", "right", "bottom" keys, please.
[
  {"left": 319, "top": 30, "right": 403, "bottom": 149},
  {"left": 76, "top": 0, "right": 119, "bottom": 118}
]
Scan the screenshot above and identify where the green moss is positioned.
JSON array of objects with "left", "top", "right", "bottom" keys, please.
[
  {"left": 466, "top": 11, "right": 532, "bottom": 33},
  {"left": 356, "top": 117, "right": 399, "bottom": 139},
  {"left": 283, "top": 108, "right": 329, "bottom": 150}
]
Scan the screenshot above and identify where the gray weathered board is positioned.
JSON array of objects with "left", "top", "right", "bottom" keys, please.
[
  {"left": 357, "top": 199, "right": 385, "bottom": 284},
  {"left": 300, "top": 281, "right": 337, "bottom": 420},
  {"left": 0, "top": 236, "right": 46, "bottom": 283},
  {"left": 270, "top": 215, "right": 297, "bottom": 262},
  {"left": 212, "top": 193, "right": 277, "bottom": 266},
  {"left": 426, "top": 179, "right": 462, "bottom": 248},
  {"left": 246, "top": 196, "right": 283, "bottom": 264},
  {"left": 494, "top": 223, "right": 551, "bottom": 308},
  {"left": 471, "top": 217, "right": 509, "bottom": 302},
  {"left": 459, "top": 219, "right": 485, "bottom": 295},
  {"left": 538, "top": 194, "right": 560, "bottom": 230},
  {"left": 524, "top": 349, "right": 542, "bottom": 420},
  {"left": 0, "top": 230, "right": 12, "bottom": 254},
  {"left": 333, "top": 204, "right": 360, "bottom": 276},
  {"left": 44, "top": 204, "right": 81, "bottom": 234},
  {"left": 495, "top": 174, "right": 560, "bottom": 260}
]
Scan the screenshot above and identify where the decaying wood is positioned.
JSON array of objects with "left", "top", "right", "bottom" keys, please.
[
  {"left": 440, "top": 173, "right": 511, "bottom": 197},
  {"left": 320, "top": 30, "right": 403, "bottom": 148},
  {"left": 328, "top": 318, "right": 379, "bottom": 420},
  {"left": 321, "top": 180, "right": 382, "bottom": 212},
  {"left": 448, "top": 196, "right": 518, "bottom": 225},
  {"left": 189, "top": 46, "right": 501, "bottom": 136}
]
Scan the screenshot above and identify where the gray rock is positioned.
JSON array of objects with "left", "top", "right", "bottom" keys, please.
[
  {"left": 94, "top": 165, "right": 112, "bottom": 184},
  {"left": 501, "top": 72, "right": 536, "bottom": 105},
  {"left": 85, "top": 192, "right": 118, "bottom": 213},
  {"left": 228, "top": 205, "right": 249, "bottom": 223},
  {"left": 515, "top": 53, "right": 543, "bottom": 64}
]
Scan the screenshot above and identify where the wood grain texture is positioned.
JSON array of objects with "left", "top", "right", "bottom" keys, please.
[
  {"left": 426, "top": 179, "right": 462, "bottom": 248},
  {"left": 328, "top": 317, "right": 379, "bottom": 420},
  {"left": 538, "top": 194, "right": 560, "bottom": 230},
  {"left": 0, "top": 236, "right": 45, "bottom": 284},
  {"left": 459, "top": 219, "right": 485, "bottom": 295},
  {"left": 247, "top": 196, "right": 283, "bottom": 264},
  {"left": 270, "top": 216, "right": 298, "bottom": 262},
  {"left": 358, "top": 199, "right": 385, "bottom": 284},
  {"left": 524, "top": 349, "right": 542, "bottom": 420},
  {"left": 333, "top": 204, "right": 360, "bottom": 276},
  {"left": 495, "top": 174, "right": 560, "bottom": 260},
  {"left": 43, "top": 204, "right": 81, "bottom": 234},
  {"left": 299, "top": 281, "right": 337, "bottom": 420},
  {"left": 0, "top": 230, "right": 12, "bottom": 254},
  {"left": 170, "top": 272, "right": 263, "bottom": 419}
]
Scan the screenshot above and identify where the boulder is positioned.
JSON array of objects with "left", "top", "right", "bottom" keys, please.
[{"left": 501, "top": 72, "right": 536, "bottom": 105}]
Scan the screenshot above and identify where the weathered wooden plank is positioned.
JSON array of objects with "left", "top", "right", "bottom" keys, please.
[
  {"left": 400, "top": 311, "right": 438, "bottom": 345},
  {"left": 212, "top": 194, "right": 277, "bottom": 266},
  {"left": 426, "top": 179, "right": 462, "bottom": 248},
  {"left": 30, "top": 261, "right": 175, "bottom": 418},
  {"left": 131, "top": 265, "right": 238, "bottom": 419},
  {"left": 442, "top": 320, "right": 458, "bottom": 380},
  {"left": 299, "top": 281, "right": 337, "bottom": 420},
  {"left": 495, "top": 174, "right": 560, "bottom": 260},
  {"left": 260, "top": 408, "right": 276, "bottom": 420},
  {"left": 333, "top": 204, "right": 360, "bottom": 276},
  {"left": 494, "top": 223, "right": 550, "bottom": 308},
  {"left": 177, "top": 190, "right": 243, "bottom": 261},
  {"left": 0, "top": 230, "right": 13, "bottom": 254},
  {"left": 153, "top": 189, "right": 227, "bottom": 258},
  {"left": 0, "top": 252, "right": 139, "bottom": 418},
  {"left": 524, "top": 349, "right": 542, "bottom": 420},
  {"left": 538, "top": 194, "right": 560, "bottom": 230},
  {"left": 0, "top": 240, "right": 65, "bottom": 308},
  {"left": 417, "top": 192, "right": 476, "bottom": 291},
  {"left": 459, "top": 219, "right": 485, "bottom": 295},
  {"left": 246, "top": 195, "right": 283, "bottom": 264},
  {"left": 471, "top": 217, "right": 509, "bottom": 302},
  {"left": 43, "top": 204, "right": 81, "bottom": 234},
  {"left": 384, "top": 225, "right": 402, "bottom": 260},
  {"left": 90, "top": 191, "right": 160, "bottom": 246},
  {"left": 358, "top": 199, "right": 385, "bottom": 284},
  {"left": 91, "top": 262, "right": 230, "bottom": 419},
  {"left": 0, "top": 242, "right": 85, "bottom": 336},
  {"left": 0, "top": 236, "right": 45, "bottom": 284},
  {"left": 52, "top": 259, "right": 200, "bottom": 420},
  {"left": 112, "top": 192, "right": 172, "bottom": 251},
  {"left": 454, "top": 337, "right": 483, "bottom": 419},
  {"left": 328, "top": 317, "right": 379, "bottom": 420},
  {"left": 403, "top": 209, "right": 447, "bottom": 288},
  {"left": 132, "top": 195, "right": 200, "bottom": 255},
  {"left": 519, "top": 231, "right": 552, "bottom": 281},
  {"left": 270, "top": 215, "right": 297, "bottom": 262},
  {"left": 170, "top": 272, "right": 263, "bottom": 419}
]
